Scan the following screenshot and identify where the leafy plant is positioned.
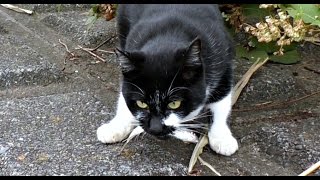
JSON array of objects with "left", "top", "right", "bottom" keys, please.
[
  {"left": 85, "top": 4, "right": 117, "bottom": 31},
  {"left": 222, "top": 4, "right": 320, "bottom": 64},
  {"left": 85, "top": 4, "right": 100, "bottom": 31},
  {"left": 85, "top": 4, "right": 320, "bottom": 64}
]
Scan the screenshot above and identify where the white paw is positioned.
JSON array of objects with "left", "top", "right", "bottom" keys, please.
[
  {"left": 97, "top": 123, "right": 132, "bottom": 144},
  {"left": 208, "top": 134, "right": 238, "bottom": 156}
]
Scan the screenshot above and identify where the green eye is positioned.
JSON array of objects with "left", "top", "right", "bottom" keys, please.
[
  {"left": 168, "top": 100, "right": 181, "bottom": 109},
  {"left": 136, "top": 100, "right": 148, "bottom": 109}
]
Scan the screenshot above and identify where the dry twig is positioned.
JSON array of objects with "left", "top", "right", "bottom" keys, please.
[
  {"left": 91, "top": 36, "right": 114, "bottom": 52},
  {"left": 304, "top": 66, "right": 320, "bottom": 75},
  {"left": 198, "top": 156, "right": 221, "bottom": 176},
  {"left": 1, "top": 4, "right": 33, "bottom": 15},
  {"left": 119, "top": 126, "right": 144, "bottom": 155},
  {"left": 298, "top": 161, "right": 320, "bottom": 176},
  {"left": 233, "top": 90, "right": 320, "bottom": 112},
  {"left": 58, "top": 39, "right": 75, "bottom": 57},
  {"left": 188, "top": 58, "right": 268, "bottom": 175},
  {"left": 77, "top": 45, "right": 106, "bottom": 63},
  {"left": 84, "top": 48, "right": 114, "bottom": 54},
  {"left": 232, "top": 58, "right": 269, "bottom": 106},
  {"left": 188, "top": 136, "right": 208, "bottom": 173}
]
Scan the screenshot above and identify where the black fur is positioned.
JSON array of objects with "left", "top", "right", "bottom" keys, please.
[{"left": 116, "top": 4, "right": 234, "bottom": 137}]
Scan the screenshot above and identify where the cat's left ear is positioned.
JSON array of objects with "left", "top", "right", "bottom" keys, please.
[
  {"left": 185, "top": 37, "right": 202, "bottom": 67},
  {"left": 115, "top": 48, "right": 144, "bottom": 73}
]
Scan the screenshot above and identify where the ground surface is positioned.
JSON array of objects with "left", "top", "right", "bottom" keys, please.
[{"left": 0, "top": 4, "right": 319, "bottom": 176}]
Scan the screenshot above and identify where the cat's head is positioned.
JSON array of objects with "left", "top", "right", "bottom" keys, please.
[{"left": 117, "top": 38, "right": 206, "bottom": 140}]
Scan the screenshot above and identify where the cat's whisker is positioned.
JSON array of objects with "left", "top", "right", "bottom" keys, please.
[
  {"left": 178, "top": 123, "right": 208, "bottom": 127},
  {"left": 166, "top": 69, "right": 180, "bottom": 96},
  {"left": 180, "top": 114, "right": 213, "bottom": 123},
  {"left": 168, "top": 87, "right": 192, "bottom": 96},
  {"left": 127, "top": 92, "right": 145, "bottom": 97},
  {"left": 178, "top": 124, "right": 209, "bottom": 130},
  {"left": 124, "top": 81, "right": 145, "bottom": 95}
]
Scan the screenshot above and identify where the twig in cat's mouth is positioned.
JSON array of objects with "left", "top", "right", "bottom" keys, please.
[{"left": 119, "top": 126, "right": 144, "bottom": 155}]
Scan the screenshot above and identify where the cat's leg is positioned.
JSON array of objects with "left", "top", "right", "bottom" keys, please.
[
  {"left": 97, "top": 92, "right": 136, "bottom": 143},
  {"left": 207, "top": 92, "right": 238, "bottom": 156}
]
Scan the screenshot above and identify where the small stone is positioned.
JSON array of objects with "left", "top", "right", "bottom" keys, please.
[{"left": 295, "top": 145, "right": 303, "bottom": 150}]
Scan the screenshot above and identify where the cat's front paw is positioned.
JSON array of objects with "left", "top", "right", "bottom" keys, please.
[
  {"left": 97, "top": 123, "right": 132, "bottom": 144},
  {"left": 208, "top": 134, "right": 238, "bottom": 156}
]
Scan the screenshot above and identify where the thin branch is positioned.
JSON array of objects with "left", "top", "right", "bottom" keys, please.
[
  {"left": 77, "top": 45, "right": 106, "bottom": 63},
  {"left": 91, "top": 36, "right": 115, "bottom": 52},
  {"left": 298, "top": 161, "right": 320, "bottom": 176},
  {"left": 83, "top": 48, "right": 114, "bottom": 54},
  {"left": 58, "top": 39, "right": 75, "bottom": 57},
  {"left": 1, "top": 4, "right": 33, "bottom": 15},
  {"left": 233, "top": 90, "right": 320, "bottom": 112},
  {"left": 304, "top": 66, "right": 320, "bottom": 75}
]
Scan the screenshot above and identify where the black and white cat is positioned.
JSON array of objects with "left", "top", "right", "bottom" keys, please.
[{"left": 97, "top": 4, "right": 238, "bottom": 156}]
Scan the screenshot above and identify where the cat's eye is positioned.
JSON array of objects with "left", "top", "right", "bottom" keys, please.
[
  {"left": 136, "top": 100, "right": 148, "bottom": 109},
  {"left": 167, "top": 100, "right": 181, "bottom": 109}
]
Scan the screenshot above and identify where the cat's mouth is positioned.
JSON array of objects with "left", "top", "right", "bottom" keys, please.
[
  {"left": 141, "top": 126, "right": 199, "bottom": 143},
  {"left": 142, "top": 125, "right": 175, "bottom": 139}
]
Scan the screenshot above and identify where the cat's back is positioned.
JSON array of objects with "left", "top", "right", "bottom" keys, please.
[
  {"left": 117, "top": 4, "right": 228, "bottom": 50},
  {"left": 117, "top": 4, "right": 222, "bottom": 26}
]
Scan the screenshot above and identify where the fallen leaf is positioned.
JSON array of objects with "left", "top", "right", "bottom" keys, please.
[
  {"left": 188, "top": 135, "right": 208, "bottom": 173},
  {"left": 17, "top": 154, "right": 26, "bottom": 161}
]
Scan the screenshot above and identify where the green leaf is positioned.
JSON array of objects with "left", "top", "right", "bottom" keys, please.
[
  {"left": 85, "top": 15, "right": 98, "bottom": 31},
  {"left": 241, "top": 4, "right": 270, "bottom": 21},
  {"left": 85, "top": 15, "right": 97, "bottom": 25},
  {"left": 236, "top": 45, "right": 269, "bottom": 62},
  {"left": 253, "top": 40, "right": 279, "bottom": 54},
  {"left": 269, "top": 49, "right": 300, "bottom": 64},
  {"left": 285, "top": 4, "right": 320, "bottom": 26},
  {"left": 56, "top": 4, "right": 62, "bottom": 12}
]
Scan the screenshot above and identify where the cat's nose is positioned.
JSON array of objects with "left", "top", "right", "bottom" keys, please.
[{"left": 149, "top": 118, "right": 163, "bottom": 135}]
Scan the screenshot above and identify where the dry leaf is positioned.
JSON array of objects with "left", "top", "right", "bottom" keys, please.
[
  {"left": 188, "top": 135, "right": 208, "bottom": 173},
  {"left": 198, "top": 156, "right": 221, "bottom": 176},
  {"left": 232, "top": 58, "right": 269, "bottom": 106},
  {"left": 119, "top": 126, "right": 144, "bottom": 154},
  {"left": 37, "top": 153, "right": 49, "bottom": 162},
  {"left": 17, "top": 154, "right": 26, "bottom": 161},
  {"left": 99, "top": 4, "right": 117, "bottom": 21}
]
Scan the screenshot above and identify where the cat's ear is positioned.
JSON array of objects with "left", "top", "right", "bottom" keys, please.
[
  {"left": 115, "top": 48, "right": 145, "bottom": 73},
  {"left": 185, "top": 37, "right": 202, "bottom": 67}
]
